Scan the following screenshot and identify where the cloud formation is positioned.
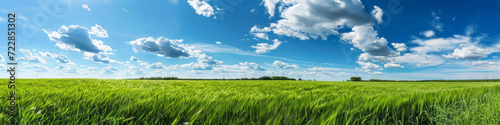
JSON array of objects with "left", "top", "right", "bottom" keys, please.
[
  {"left": 187, "top": 0, "right": 217, "bottom": 18},
  {"left": 356, "top": 61, "right": 382, "bottom": 72},
  {"left": 391, "top": 43, "right": 408, "bottom": 52},
  {"left": 258, "top": 0, "right": 380, "bottom": 40},
  {"left": 130, "top": 37, "right": 193, "bottom": 58},
  {"left": 19, "top": 49, "right": 47, "bottom": 64},
  {"left": 443, "top": 45, "right": 496, "bottom": 60},
  {"left": 271, "top": 60, "right": 299, "bottom": 69},
  {"left": 239, "top": 62, "right": 265, "bottom": 71},
  {"left": 252, "top": 39, "right": 282, "bottom": 53},
  {"left": 341, "top": 25, "right": 398, "bottom": 57},
  {"left": 45, "top": 25, "right": 112, "bottom": 54}
]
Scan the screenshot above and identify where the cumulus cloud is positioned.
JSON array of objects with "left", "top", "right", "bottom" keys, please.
[
  {"left": 250, "top": 26, "right": 271, "bottom": 40},
  {"left": 341, "top": 25, "right": 398, "bottom": 56},
  {"left": 391, "top": 43, "right": 408, "bottom": 52},
  {"left": 173, "top": 54, "right": 223, "bottom": 70},
  {"left": 197, "top": 53, "right": 223, "bottom": 65},
  {"left": 89, "top": 24, "right": 108, "bottom": 38},
  {"left": 148, "top": 62, "right": 167, "bottom": 69},
  {"left": 262, "top": 0, "right": 280, "bottom": 18},
  {"left": 130, "top": 56, "right": 139, "bottom": 62},
  {"left": 187, "top": 0, "right": 217, "bottom": 18},
  {"left": 421, "top": 30, "right": 435, "bottom": 37},
  {"left": 258, "top": 0, "right": 380, "bottom": 40},
  {"left": 443, "top": 45, "right": 496, "bottom": 60},
  {"left": 215, "top": 41, "right": 221, "bottom": 44},
  {"left": 24, "top": 64, "right": 50, "bottom": 72},
  {"left": 83, "top": 52, "right": 121, "bottom": 64},
  {"left": 470, "top": 60, "right": 498, "bottom": 67},
  {"left": 371, "top": 6, "right": 383, "bottom": 24},
  {"left": 271, "top": 60, "right": 299, "bottom": 69},
  {"left": 129, "top": 37, "right": 223, "bottom": 71},
  {"left": 129, "top": 37, "right": 193, "bottom": 58},
  {"left": 102, "top": 66, "right": 119, "bottom": 74},
  {"left": 19, "top": 49, "right": 47, "bottom": 63},
  {"left": 411, "top": 35, "right": 471, "bottom": 54},
  {"left": 357, "top": 53, "right": 391, "bottom": 62},
  {"left": 239, "top": 62, "right": 265, "bottom": 71},
  {"left": 395, "top": 53, "right": 445, "bottom": 67},
  {"left": 307, "top": 67, "right": 337, "bottom": 72},
  {"left": 125, "top": 65, "right": 146, "bottom": 75},
  {"left": 45, "top": 25, "right": 113, "bottom": 54},
  {"left": 384, "top": 63, "right": 404, "bottom": 68},
  {"left": 39, "top": 51, "right": 72, "bottom": 64},
  {"left": 356, "top": 61, "right": 382, "bottom": 72},
  {"left": 252, "top": 39, "right": 282, "bottom": 53},
  {"left": 55, "top": 64, "right": 79, "bottom": 74}
]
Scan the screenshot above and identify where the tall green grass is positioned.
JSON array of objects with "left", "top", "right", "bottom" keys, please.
[{"left": 0, "top": 79, "right": 499, "bottom": 124}]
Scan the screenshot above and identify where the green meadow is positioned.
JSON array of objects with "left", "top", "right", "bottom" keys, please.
[{"left": 1, "top": 79, "right": 500, "bottom": 124}]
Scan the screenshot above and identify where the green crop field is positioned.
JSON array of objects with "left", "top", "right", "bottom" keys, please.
[{"left": 1, "top": 79, "right": 500, "bottom": 124}]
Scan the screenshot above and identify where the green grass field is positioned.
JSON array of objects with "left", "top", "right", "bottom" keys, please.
[{"left": 1, "top": 79, "right": 500, "bottom": 124}]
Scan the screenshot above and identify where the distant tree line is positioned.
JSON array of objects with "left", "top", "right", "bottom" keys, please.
[
  {"left": 347, "top": 77, "right": 500, "bottom": 82},
  {"left": 138, "top": 76, "right": 304, "bottom": 81}
]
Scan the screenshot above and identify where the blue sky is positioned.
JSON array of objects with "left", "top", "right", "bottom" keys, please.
[{"left": 1, "top": 0, "right": 500, "bottom": 81}]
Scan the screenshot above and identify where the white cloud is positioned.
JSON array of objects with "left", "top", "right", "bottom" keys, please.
[
  {"left": 470, "top": 60, "right": 498, "bottom": 67},
  {"left": 358, "top": 53, "right": 391, "bottom": 62},
  {"left": 341, "top": 25, "right": 398, "bottom": 56},
  {"left": 250, "top": 25, "right": 271, "bottom": 40},
  {"left": 307, "top": 67, "right": 337, "bottom": 72},
  {"left": 129, "top": 37, "right": 193, "bottom": 58},
  {"left": 215, "top": 41, "right": 221, "bottom": 44},
  {"left": 173, "top": 54, "right": 223, "bottom": 70},
  {"left": 130, "top": 56, "right": 138, "bottom": 62},
  {"left": 44, "top": 25, "right": 113, "bottom": 54},
  {"left": 395, "top": 53, "right": 445, "bottom": 67},
  {"left": 0, "top": 17, "right": 4, "bottom": 22},
  {"left": 252, "top": 39, "right": 282, "bottom": 53},
  {"left": 271, "top": 60, "right": 299, "bottom": 69},
  {"left": 356, "top": 61, "right": 382, "bottom": 72},
  {"left": 148, "top": 62, "right": 168, "bottom": 69},
  {"left": 19, "top": 49, "right": 47, "bottom": 64},
  {"left": 259, "top": 0, "right": 379, "bottom": 40},
  {"left": 262, "top": 0, "right": 280, "bottom": 18},
  {"left": 89, "top": 24, "right": 108, "bottom": 38},
  {"left": 384, "top": 63, "right": 404, "bottom": 68},
  {"left": 391, "top": 43, "right": 408, "bottom": 52},
  {"left": 83, "top": 52, "right": 121, "bottom": 64},
  {"left": 24, "top": 64, "right": 50, "bottom": 72},
  {"left": 187, "top": 0, "right": 217, "bottom": 18},
  {"left": 102, "top": 66, "right": 119, "bottom": 74},
  {"left": 125, "top": 65, "right": 146, "bottom": 75},
  {"left": 38, "top": 51, "right": 72, "bottom": 64},
  {"left": 371, "top": 6, "right": 383, "bottom": 24},
  {"left": 0, "top": 55, "right": 5, "bottom": 62},
  {"left": 421, "top": 30, "right": 435, "bottom": 37},
  {"left": 443, "top": 45, "right": 496, "bottom": 60},
  {"left": 411, "top": 35, "right": 471, "bottom": 54},
  {"left": 238, "top": 62, "right": 265, "bottom": 71}
]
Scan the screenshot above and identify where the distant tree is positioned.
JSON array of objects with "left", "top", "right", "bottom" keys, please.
[
  {"left": 298, "top": 78, "right": 302, "bottom": 81},
  {"left": 350, "top": 77, "right": 362, "bottom": 81},
  {"left": 259, "top": 76, "right": 273, "bottom": 80}
]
